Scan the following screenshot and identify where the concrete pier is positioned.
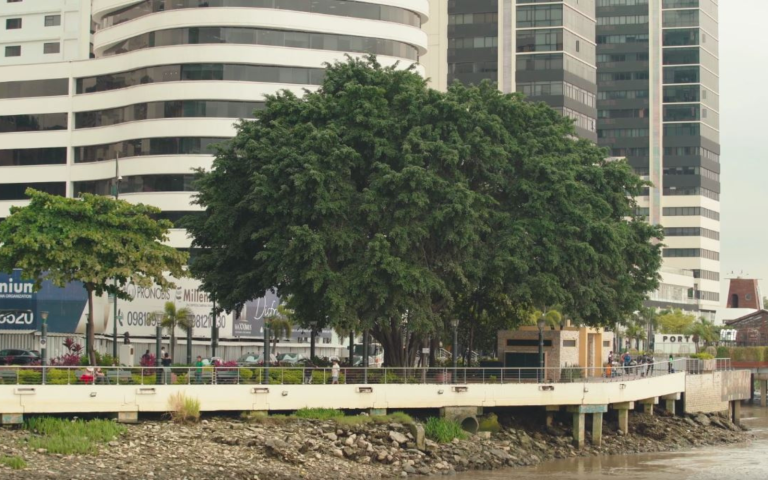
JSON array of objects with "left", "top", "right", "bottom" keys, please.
[
  {"left": 612, "top": 402, "right": 634, "bottom": 435},
  {"left": 592, "top": 412, "right": 604, "bottom": 446},
  {"left": 662, "top": 393, "right": 680, "bottom": 415},
  {"left": 567, "top": 405, "right": 607, "bottom": 448},
  {"left": 545, "top": 405, "right": 560, "bottom": 427},
  {"left": 732, "top": 401, "right": 741, "bottom": 425},
  {"left": 640, "top": 397, "right": 658, "bottom": 416}
]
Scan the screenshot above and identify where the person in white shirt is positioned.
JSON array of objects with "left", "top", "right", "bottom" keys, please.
[{"left": 331, "top": 361, "right": 340, "bottom": 384}]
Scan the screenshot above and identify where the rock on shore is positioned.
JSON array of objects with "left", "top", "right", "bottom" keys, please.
[{"left": 0, "top": 409, "right": 749, "bottom": 479}]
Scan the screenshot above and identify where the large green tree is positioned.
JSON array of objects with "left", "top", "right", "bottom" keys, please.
[
  {"left": 186, "top": 56, "right": 663, "bottom": 366},
  {"left": 658, "top": 309, "right": 696, "bottom": 334},
  {"left": 0, "top": 189, "right": 188, "bottom": 364}
]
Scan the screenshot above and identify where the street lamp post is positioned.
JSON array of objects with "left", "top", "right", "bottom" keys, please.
[
  {"left": 40, "top": 311, "right": 49, "bottom": 384},
  {"left": 263, "top": 321, "right": 270, "bottom": 385},
  {"left": 112, "top": 153, "right": 121, "bottom": 361},
  {"left": 537, "top": 317, "right": 546, "bottom": 383},
  {"left": 186, "top": 313, "right": 195, "bottom": 366},
  {"left": 451, "top": 319, "right": 459, "bottom": 384},
  {"left": 309, "top": 321, "right": 317, "bottom": 361}
]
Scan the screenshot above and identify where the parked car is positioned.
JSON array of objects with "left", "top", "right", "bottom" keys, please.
[
  {"left": 276, "top": 353, "right": 307, "bottom": 366},
  {"left": 0, "top": 349, "right": 41, "bottom": 365},
  {"left": 236, "top": 353, "right": 277, "bottom": 367}
]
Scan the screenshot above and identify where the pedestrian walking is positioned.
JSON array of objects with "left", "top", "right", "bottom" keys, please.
[
  {"left": 668, "top": 354, "right": 674, "bottom": 374},
  {"left": 303, "top": 361, "right": 314, "bottom": 384},
  {"left": 141, "top": 349, "right": 151, "bottom": 364},
  {"left": 161, "top": 352, "right": 172, "bottom": 384},
  {"left": 331, "top": 361, "right": 340, "bottom": 384}
]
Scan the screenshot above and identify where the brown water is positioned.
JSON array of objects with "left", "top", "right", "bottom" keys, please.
[{"left": 448, "top": 405, "right": 768, "bottom": 480}]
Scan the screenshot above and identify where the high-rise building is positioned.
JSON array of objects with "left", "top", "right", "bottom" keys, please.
[
  {"left": 597, "top": 0, "right": 721, "bottom": 315},
  {"left": 0, "top": 0, "right": 429, "bottom": 255},
  {"left": 441, "top": 0, "right": 597, "bottom": 141},
  {"left": 428, "top": 0, "right": 721, "bottom": 315},
  {"left": 0, "top": 0, "right": 91, "bottom": 66}
]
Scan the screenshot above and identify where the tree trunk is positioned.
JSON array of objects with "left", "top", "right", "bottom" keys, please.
[
  {"left": 87, "top": 287, "right": 96, "bottom": 366},
  {"left": 170, "top": 327, "right": 176, "bottom": 364},
  {"left": 374, "top": 321, "right": 420, "bottom": 367}
]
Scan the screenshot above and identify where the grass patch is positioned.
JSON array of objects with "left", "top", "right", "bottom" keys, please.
[
  {"left": 424, "top": 417, "right": 467, "bottom": 444},
  {"left": 0, "top": 455, "right": 27, "bottom": 470},
  {"left": 23, "top": 417, "right": 126, "bottom": 455},
  {"left": 168, "top": 392, "right": 201, "bottom": 423},
  {"left": 293, "top": 408, "right": 345, "bottom": 420},
  {"left": 240, "top": 411, "right": 290, "bottom": 426}
]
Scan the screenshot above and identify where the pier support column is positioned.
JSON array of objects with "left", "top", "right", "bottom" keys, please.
[
  {"left": 369, "top": 408, "right": 387, "bottom": 417},
  {"left": 761, "top": 380, "right": 768, "bottom": 408},
  {"left": 639, "top": 398, "right": 658, "bottom": 416},
  {"left": 567, "top": 405, "right": 607, "bottom": 449},
  {"left": 1, "top": 413, "right": 23, "bottom": 426},
  {"left": 732, "top": 401, "right": 741, "bottom": 425},
  {"left": 592, "top": 412, "right": 603, "bottom": 447},
  {"left": 661, "top": 394, "right": 680, "bottom": 416},
  {"left": 611, "top": 402, "right": 634, "bottom": 436},
  {"left": 545, "top": 405, "right": 560, "bottom": 427},
  {"left": 116, "top": 411, "right": 138, "bottom": 424}
]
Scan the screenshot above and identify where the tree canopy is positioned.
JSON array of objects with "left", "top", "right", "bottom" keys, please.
[
  {"left": 657, "top": 309, "right": 696, "bottom": 334},
  {"left": 186, "top": 56, "right": 663, "bottom": 366},
  {"left": 0, "top": 189, "right": 187, "bottom": 364}
]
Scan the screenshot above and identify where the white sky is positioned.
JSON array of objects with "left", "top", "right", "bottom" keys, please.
[{"left": 719, "top": 1, "right": 768, "bottom": 299}]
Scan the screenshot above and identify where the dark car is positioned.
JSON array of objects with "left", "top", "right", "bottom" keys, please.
[{"left": 0, "top": 349, "right": 41, "bottom": 365}]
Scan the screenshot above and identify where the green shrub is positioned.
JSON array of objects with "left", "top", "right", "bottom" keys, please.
[
  {"left": 478, "top": 413, "right": 501, "bottom": 433},
  {"left": 293, "top": 408, "right": 344, "bottom": 420},
  {"left": 0, "top": 455, "right": 26, "bottom": 470},
  {"left": 173, "top": 374, "right": 188, "bottom": 385},
  {"left": 716, "top": 347, "right": 731, "bottom": 359},
  {"left": 23, "top": 417, "right": 126, "bottom": 455},
  {"left": 239, "top": 368, "right": 254, "bottom": 382},
  {"left": 168, "top": 392, "right": 201, "bottom": 423},
  {"left": 17, "top": 370, "right": 41, "bottom": 385},
  {"left": 424, "top": 417, "right": 467, "bottom": 444},
  {"left": 241, "top": 411, "right": 290, "bottom": 425},
  {"left": 561, "top": 366, "right": 583, "bottom": 382},
  {"left": 46, "top": 369, "right": 76, "bottom": 385},
  {"left": 690, "top": 353, "right": 714, "bottom": 360},
  {"left": 131, "top": 373, "right": 156, "bottom": 385}
]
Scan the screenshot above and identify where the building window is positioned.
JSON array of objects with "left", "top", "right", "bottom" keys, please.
[
  {"left": 563, "top": 340, "right": 577, "bottom": 347},
  {"left": 6, "top": 18, "right": 22, "bottom": 29},
  {"left": 43, "top": 42, "right": 60, "bottom": 54},
  {"left": 44, "top": 15, "right": 61, "bottom": 27},
  {"left": 4, "top": 46, "right": 21, "bottom": 57}
]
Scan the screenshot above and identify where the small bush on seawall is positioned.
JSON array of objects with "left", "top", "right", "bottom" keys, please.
[
  {"left": 168, "top": 392, "right": 201, "bottom": 423},
  {"left": 0, "top": 455, "right": 27, "bottom": 470},
  {"left": 293, "top": 408, "right": 345, "bottom": 420},
  {"left": 479, "top": 413, "right": 501, "bottom": 433},
  {"left": 424, "top": 417, "right": 467, "bottom": 444}
]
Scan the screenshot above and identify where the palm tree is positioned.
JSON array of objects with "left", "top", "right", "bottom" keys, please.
[
  {"left": 688, "top": 317, "right": 720, "bottom": 348},
  {"left": 624, "top": 322, "right": 646, "bottom": 351},
  {"left": 526, "top": 308, "right": 563, "bottom": 328},
  {"left": 266, "top": 304, "right": 294, "bottom": 351},
  {"left": 152, "top": 301, "right": 194, "bottom": 363}
]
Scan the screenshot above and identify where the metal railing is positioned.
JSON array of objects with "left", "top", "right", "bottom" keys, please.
[{"left": 0, "top": 361, "right": 684, "bottom": 386}]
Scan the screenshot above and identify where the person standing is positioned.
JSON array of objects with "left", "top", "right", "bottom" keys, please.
[
  {"left": 194, "top": 355, "right": 204, "bottom": 384},
  {"left": 668, "top": 354, "right": 674, "bottom": 374},
  {"left": 331, "top": 361, "right": 340, "bottom": 384},
  {"left": 161, "top": 352, "right": 172, "bottom": 384},
  {"left": 303, "top": 361, "right": 314, "bottom": 384}
]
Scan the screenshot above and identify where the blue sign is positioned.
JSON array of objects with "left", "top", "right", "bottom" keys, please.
[{"left": 0, "top": 270, "right": 88, "bottom": 333}]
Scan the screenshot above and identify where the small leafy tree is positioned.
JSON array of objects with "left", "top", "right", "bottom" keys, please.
[
  {"left": 657, "top": 309, "right": 696, "bottom": 334},
  {"left": 152, "top": 302, "right": 194, "bottom": 363},
  {"left": 0, "top": 189, "right": 187, "bottom": 364},
  {"left": 688, "top": 317, "right": 720, "bottom": 348}
]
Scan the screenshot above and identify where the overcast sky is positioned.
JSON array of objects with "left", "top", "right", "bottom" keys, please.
[{"left": 719, "top": 1, "right": 767, "bottom": 300}]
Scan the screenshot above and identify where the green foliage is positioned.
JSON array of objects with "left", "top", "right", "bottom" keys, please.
[
  {"left": 293, "top": 408, "right": 345, "bottom": 420},
  {"left": 561, "top": 366, "right": 583, "bottom": 382},
  {"left": 239, "top": 368, "right": 254, "bottom": 381},
  {"left": 478, "top": 413, "right": 501, "bottom": 433},
  {"left": 240, "top": 411, "right": 290, "bottom": 426},
  {"left": 0, "top": 455, "right": 26, "bottom": 470},
  {"left": 186, "top": 56, "right": 663, "bottom": 366},
  {"left": 168, "top": 393, "right": 201, "bottom": 423},
  {"left": 657, "top": 309, "right": 696, "bottom": 334},
  {"left": 23, "top": 417, "right": 126, "bottom": 455},
  {"left": 716, "top": 346, "right": 731, "bottom": 359},
  {"left": 17, "top": 370, "right": 41, "bottom": 385},
  {"left": 424, "top": 417, "right": 467, "bottom": 444},
  {"left": 152, "top": 302, "right": 194, "bottom": 362},
  {"left": 173, "top": 374, "right": 188, "bottom": 385},
  {"left": 690, "top": 353, "right": 714, "bottom": 360},
  {"left": 46, "top": 369, "right": 77, "bottom": 385},
  {"left": 0, "top": 189, "right": 187, "bottom": 363},
  {"left": 525, "top": 309, "right": 563, "bottom": 328},
  {"left": 687, "top": 318, "right": 720, "bottom": 346},
  {"left": 718, "top": 347, "right": 768, "bottom": 362}
]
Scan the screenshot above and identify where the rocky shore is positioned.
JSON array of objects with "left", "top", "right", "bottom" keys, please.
[{"left": 0, "top": 409, "right": 749, "bottom": 479}]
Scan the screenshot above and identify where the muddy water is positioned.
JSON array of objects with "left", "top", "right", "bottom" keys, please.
[{"left": 448, "top": 405, "right": 768, "bottom": 480}]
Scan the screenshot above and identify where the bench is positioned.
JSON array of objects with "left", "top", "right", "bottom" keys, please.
[
  {"left": 0, "top": 370, "right": 18, "bottom": 384},
  {"left": 105, "top": 370, "right": 134, "bottom": 384}
]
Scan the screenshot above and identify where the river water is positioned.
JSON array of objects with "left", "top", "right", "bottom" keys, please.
[{"left": 448, "top": 405, "right": 768, "bottom": 480}]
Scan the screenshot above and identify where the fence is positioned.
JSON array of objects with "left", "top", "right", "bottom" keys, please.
[{"left": 0, "top": 361, "right": 684, "bottom": 386}]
